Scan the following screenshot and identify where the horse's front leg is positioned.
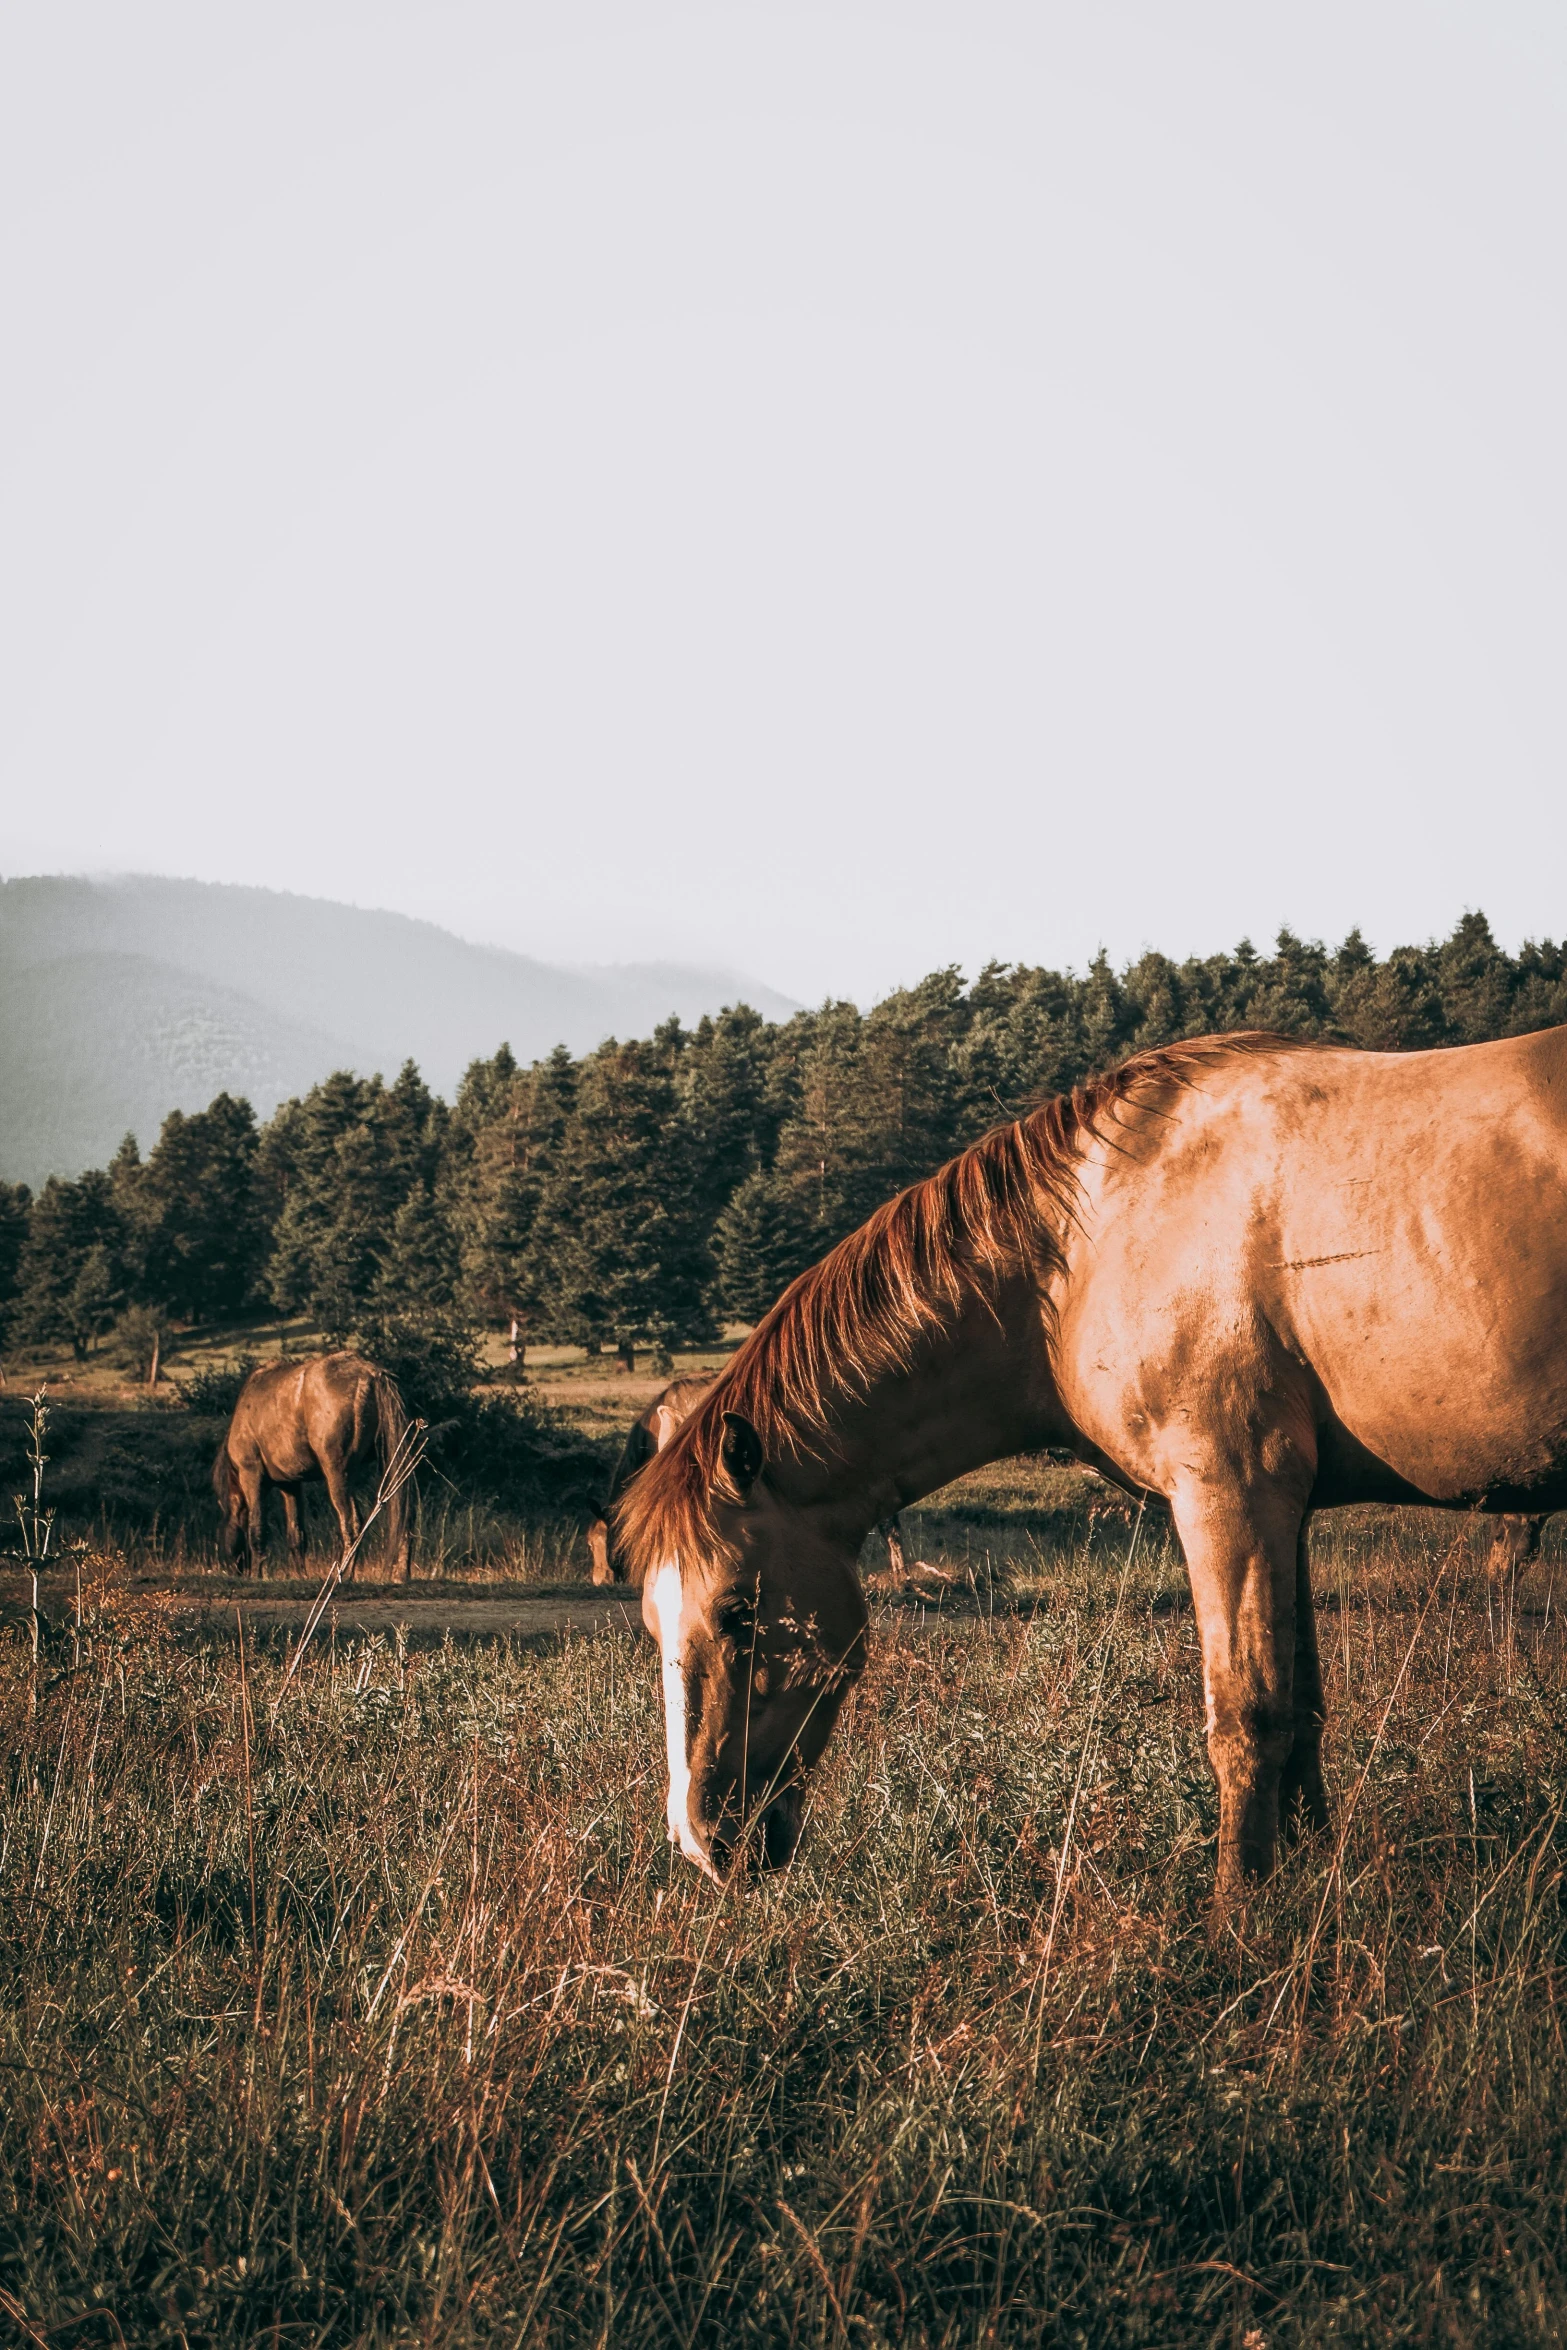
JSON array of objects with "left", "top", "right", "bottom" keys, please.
[
  {"left": 1172, "top": 1478, "right": 1312, "bottom": 1899},
  {"left": 1486, "top": 1513, "right": 1544, "bottom": 1582},
  {"left": 279, "top": 1484, "right": 305, "bottom": 1578},
  {"left": 239, "top": 1464, "right": 266, "bottom": 1579}
]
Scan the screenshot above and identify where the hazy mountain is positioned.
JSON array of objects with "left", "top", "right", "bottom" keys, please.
[{"left": 0, "top": 875, "right": 799, "bottom": 1186}]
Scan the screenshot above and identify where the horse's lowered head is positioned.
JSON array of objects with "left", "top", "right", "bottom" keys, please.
[
  {"left": 212, "top": 1444, "right": 246, "bottom": 1561},
  {"left": 625, "top": 1411, "right": 868, "bottom": 1879}
]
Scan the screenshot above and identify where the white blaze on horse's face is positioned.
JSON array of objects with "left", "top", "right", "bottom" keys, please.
[{"left": 647, "top": 1559, "right": 720, "bottom": 1880}]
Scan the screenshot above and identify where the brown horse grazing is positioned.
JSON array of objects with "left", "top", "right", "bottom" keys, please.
[
  {"left": 589, "top": 1375, "right": 911, "bottom": 1584},
  {"left": 618, "top": 1027, "right": 1567, "bottom": 1898},
  {"left": 215, "top": 1353, "right": 413, "bottom": 1579}
]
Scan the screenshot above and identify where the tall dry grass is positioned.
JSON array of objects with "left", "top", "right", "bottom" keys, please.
[{"left": 2, "top": 1525, "right": 1565, "bottom": 2346}]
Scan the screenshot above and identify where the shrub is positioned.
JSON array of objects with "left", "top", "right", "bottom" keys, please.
[
  {"left": 353, "top": 1311, "right": 482, "bottom": 1430},
  {"left": 112, "top": 1303, "right": 169, "bottom": 1382},
  {"left": 442, "top": 1387, "right": 610, "bottom": 1513},
  {"left": 179, "top": 1356, "right": 259, "bottom": 1418},
  {"left": 356, "top": 1311, "right": 609, "bottom": 1513}
]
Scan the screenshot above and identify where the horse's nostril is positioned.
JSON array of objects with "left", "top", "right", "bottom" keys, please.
[{"left": 755, "top": 1791, "right": 802, "bottom": 1870}]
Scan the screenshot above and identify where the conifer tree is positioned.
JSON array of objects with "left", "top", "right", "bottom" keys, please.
[
  {"left": 136, "top": 1094, "right": 268, "bottom": 1321},
  {"left": 69, "top": 1243, "right": 123, "bottom": 1354},
  {"left": 263, "top": 1071, "right": 377, "bottom": 1312},
  {"left": 770, "top": 999, "right": 876, "bottom": 1249},
  {"left": 956, "top": 960, "right": 1088, "bottom": 1111},
  {"left": 1507, "top": 937, "right": 1567, "bottom": 1036},
  {"left": 449, "top": 1043, "right": 577, "bottom": 1354},
  {"left": 759, "top": 982, "right": 970, "bottom": 1270},
  {"left": 712, "top": 1168, "right": 819, "bottom": 1323},
  {"left": 1434, "top": 911, "right": 1513, "bottom": 1043},
  {"left": 535, "top": 1039, "right": 710, "bottom": 1355},
  {"left": 14, "top": 1172, "right": 128, "bottom": 1357},
  {"left": 377, "top": 1183, "right": 459, "bottom": 1311},
  {"left": 677, "top": 1004, "right": 788, "bottom": 1228},
  {"left": 262, "top": 1064, "right": 442, "bottom": 1325},
  {"left": 0, "top": 1180, "right": 33, "bottom": 1347}
]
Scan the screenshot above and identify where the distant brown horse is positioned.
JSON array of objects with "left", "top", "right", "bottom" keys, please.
[
  {"left": 215, "top": 1353, "right": 413, "bottom": 1578},
  {"left": 589, "top": 1374, "right": 911, "bottom": 1585},
  {"left": 619, "top": 1028, "right": 1567, "bottom": 1898},
  {"left": 588, "top": 1375, "right": 716, "bottom": 1584}
]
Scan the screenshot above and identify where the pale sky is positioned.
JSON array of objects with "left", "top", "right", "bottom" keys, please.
[{"left": 3, "top": 3, "right": 1563, "bottom": 1004}]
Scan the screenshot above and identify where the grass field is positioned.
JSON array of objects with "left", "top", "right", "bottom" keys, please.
[{"left": 3, "top": 1496, "right": 1567, "bottom": 2347}]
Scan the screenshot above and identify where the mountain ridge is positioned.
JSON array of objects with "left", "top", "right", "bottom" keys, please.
[{"left": 0, "top": 875, "right": 800, "bottom": 1186}]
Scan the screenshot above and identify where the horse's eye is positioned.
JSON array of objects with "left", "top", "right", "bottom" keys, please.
[{"left": 715, "top": 1599, "right": 755, "bottom": 1644}]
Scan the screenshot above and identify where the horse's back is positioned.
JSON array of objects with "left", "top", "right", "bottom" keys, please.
[
  {"left": 228, "top": 1351, "right": 381, "bottom": 1478},
  {"left": 1066, "top": 1028, "right": 1567, "bottom": 1511},
  {"left": 644, "top": 1374, "right": 715, "bottom": 1444},
  {"left": 612, "top": 1375, "right": 715, "bottom": 1501},
  {"left": 297, "top": 1352, "right": 386, "bottom": 1459}
]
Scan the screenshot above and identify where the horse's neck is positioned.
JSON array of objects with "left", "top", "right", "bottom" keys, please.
[{"left": 775, "top": 1277, "right": 1064, "bottom": 1535}]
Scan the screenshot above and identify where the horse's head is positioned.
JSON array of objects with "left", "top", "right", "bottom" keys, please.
[
  {"left": 212, "top": 1446, "right": 245, "bottom": 1559},
  {"left": 637, "top": 1413, "right": 868, "bottom": 1878}
]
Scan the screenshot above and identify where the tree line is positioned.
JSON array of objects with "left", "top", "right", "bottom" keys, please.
[{"left": 2, "top": 913, "right": 1564, "bottom": 1371}]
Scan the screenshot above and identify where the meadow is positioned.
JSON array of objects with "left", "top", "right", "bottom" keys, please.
[{"left": 3, "top": 1478, "right": 1566, "bottom": 2347}]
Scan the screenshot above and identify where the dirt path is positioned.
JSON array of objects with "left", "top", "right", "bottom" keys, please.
[
  {"left": 175, "top": 1589, "right": 648, "bottom": 1646},
  {"left": 1, "top": 1572, "right": 647, "bottom": 1649},
  {"left": 0, "top": 1567, "right": 985, "bottom": 1650}
]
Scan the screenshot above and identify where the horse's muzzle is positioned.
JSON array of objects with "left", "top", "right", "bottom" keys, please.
[{"left": 702, "top": 1781, "right": 804, "bottom": 1877}]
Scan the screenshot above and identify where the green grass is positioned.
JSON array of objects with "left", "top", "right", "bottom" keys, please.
[{"left": 3, "top": 1521, "right": 1567, "bottom": 2347}]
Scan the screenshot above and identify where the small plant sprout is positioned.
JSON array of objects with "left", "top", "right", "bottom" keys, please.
[{"left": 12, "top": 1385, "right": 55, "bottom": 1566}]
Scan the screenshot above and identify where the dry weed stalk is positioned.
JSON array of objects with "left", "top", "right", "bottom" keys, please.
[{"left": 270, "top": 1415, "right": 427, "bottom": 1720}]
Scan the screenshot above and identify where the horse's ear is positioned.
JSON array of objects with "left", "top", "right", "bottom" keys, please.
[{"left": 715, "top": 1413, "right": 765, "bottom": 1502}]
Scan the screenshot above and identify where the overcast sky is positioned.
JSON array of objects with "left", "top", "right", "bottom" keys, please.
[{"left": 2, "top": 4, "right": 1563, "bottom": 1004}]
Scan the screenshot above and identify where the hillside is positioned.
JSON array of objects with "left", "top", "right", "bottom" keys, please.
[{"left": 0, "top": 875, "right": 798, "bottom": 1185}]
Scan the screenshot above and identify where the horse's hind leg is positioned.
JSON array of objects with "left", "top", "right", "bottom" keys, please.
[
  {"left": 1279, "top": 1519, "right": 1329, "bottom": 1843},
  {"left": 1173, "top": 1475, "right": 1312, "bottom": 1899},
  {"left": 321, "top": 1454, "right": 358, "bottom": 1576}
]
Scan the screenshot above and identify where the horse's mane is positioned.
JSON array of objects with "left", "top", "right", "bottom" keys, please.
[{"left": 615, "top": 1032, "right": 1315, "bottom": 1581}]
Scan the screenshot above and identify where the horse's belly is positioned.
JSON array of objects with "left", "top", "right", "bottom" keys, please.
[
  {"left": 1287, "top": 1238, "right": 1567, "bottom": 1506},
  {"left": 257, "top": 1438, "right": 321, "bottom": 1483}
]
